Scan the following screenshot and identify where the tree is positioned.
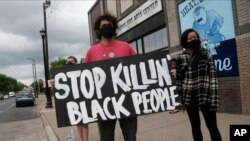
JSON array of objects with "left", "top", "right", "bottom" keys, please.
[
  {"left": 14, "top": 81, "right": 25, "bottom": 92},
  {"left": 0, "top": 73, "right": 7, "bottom": 94},
  {"left": 48, "top": 57, "right": 67, "bottom": 96},
  {"left": 49, "top": 57, "right": 67, "bottom": 78},
  {"left": 0, "top": 73, "right": 25, "bottom": 94}
]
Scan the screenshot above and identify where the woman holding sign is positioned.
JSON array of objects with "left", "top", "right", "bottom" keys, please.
[
  {"left": 173, "top": 29, "right": 222, "bottom": 141},
  {"left": 84, "top": 13, "right": 137, "bottom": 141}
]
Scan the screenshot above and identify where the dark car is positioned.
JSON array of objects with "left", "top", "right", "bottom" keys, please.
[{"left": 16, "top": 91, "right": 35, "bottom": 107}]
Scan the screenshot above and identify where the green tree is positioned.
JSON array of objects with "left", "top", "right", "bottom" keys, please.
[
  {"left": 0, "top": 73, "right": 7, "bottom": 94},
  {"left": 48, "top": 57, "right": 67, "bottom": 96},
  {"left": 49, "top": 57, "right": 67, "bottom": 78},
  {"left": 0, "top": 73, "right": 25, "bottom": 94},
  {"left": 14, "top": 81, "right": 25, "bottom": 92}
]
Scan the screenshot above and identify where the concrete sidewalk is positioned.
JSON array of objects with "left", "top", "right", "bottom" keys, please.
[{"left": 37, "top": 94, "right": 250, "bottom": 141}]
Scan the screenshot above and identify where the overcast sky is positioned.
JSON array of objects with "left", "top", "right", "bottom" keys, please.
[{"left": 0, "top": 0, "right": 96, "bottom": 86}]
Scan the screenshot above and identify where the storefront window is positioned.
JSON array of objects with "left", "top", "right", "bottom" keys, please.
[
  {"left": 143, "top": 27, "right": 168, "bottom": 53},
  {"left": 143, "top": 35, "right": 150, "bottom": 53},
  {"left": 130, "top": 41, "right": 137, "bottom": 53},
  {"left": 162, "top": 28, "right": 168, "bottom": 48},
  {"left": 129, "top": 27, "right": 168, "bottom": 54},
  {"left": 155, "top": 29, "right": 162, "bottom": 50},
  {"left": 137, "top": 39, "right": 143, "bottom": 54},
  {"left": 149, "top": 33, "right": 156, "bottom": 52}
]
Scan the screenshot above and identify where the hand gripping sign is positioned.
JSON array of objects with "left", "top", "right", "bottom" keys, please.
[{"left": 52, "top": 50, "right": 180, "bottom": 127}]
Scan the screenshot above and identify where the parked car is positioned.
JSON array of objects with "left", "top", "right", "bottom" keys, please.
[
  {"left": 4, "top": 95, "right": 9, "bottom": 99},
  {"left": 9, "top": 92, "right": 15, "bottom": 97},
  {"left": 16, "top": 91, "right": 35, "bottom": 107}
]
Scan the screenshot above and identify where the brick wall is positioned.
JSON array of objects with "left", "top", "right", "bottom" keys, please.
[
  {"left": 166, "top": 0, "right": 180, "bottom": 47},
  {"left": 236, "top": 33, "right": 250, "bottom": 114},
  {"left": 235, "top": 0, "right": 250, "bottom": 26},
  {"left": 218, "top": 77, "right": 241, "bottom": 113},
  {"left": 106, "top": 0, "right": 117, "bottom": 17},
  {"left": 120, "top": 0, "right": 133, "bottom": 14},
  {"left": 235, "top": 0, "right": 250, "bottom": 114}
]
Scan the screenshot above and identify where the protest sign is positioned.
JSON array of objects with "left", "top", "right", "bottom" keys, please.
[{"left": 52, "top": 50, "right": 179, "bottom": 127}]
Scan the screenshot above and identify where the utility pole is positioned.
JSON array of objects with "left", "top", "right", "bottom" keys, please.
[
  {"left": 40, "top": 0, "right": 52, "bottom": 108},
  {"left": 26, "top": 58, "right": 38, "bottom": 98}
]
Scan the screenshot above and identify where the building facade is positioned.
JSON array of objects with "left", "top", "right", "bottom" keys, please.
[{"left": 88, "top": 0, "right": 250, "bottom": 114}]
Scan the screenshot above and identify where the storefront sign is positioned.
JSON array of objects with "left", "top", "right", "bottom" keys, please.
[
  {"left": 52, "top": 50, "right": 179, "bottom": 127},
  {"left": 117, "top": 0, "right": 162, "bottom": 36},
  {"left": 178, "top": 0, "right": 239, "bottom": 77}
]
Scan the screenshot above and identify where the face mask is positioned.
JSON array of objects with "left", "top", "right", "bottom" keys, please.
[
  {"left": 99, "top": 24, "right": 116, "bottom": 38},
  {"left": 185, "top": 39, "right": 201, "bottom": 50}
]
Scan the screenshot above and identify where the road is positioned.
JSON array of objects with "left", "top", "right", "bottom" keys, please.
[{"left": 0, "top": 97, "right": 46, "bottom": 141}]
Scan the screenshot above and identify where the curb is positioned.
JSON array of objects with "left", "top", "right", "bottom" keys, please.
[{"left": 39, "top": 110, "right": 59, "bottom": 141}]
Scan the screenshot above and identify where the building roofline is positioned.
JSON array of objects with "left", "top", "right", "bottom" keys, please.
[{"left": 87, "top": 0, "right": 99, "bottom": 14}]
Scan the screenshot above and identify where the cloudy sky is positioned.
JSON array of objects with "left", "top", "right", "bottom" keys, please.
[{"left": 0, "top": 0, "right": 96, "bottom": 86}]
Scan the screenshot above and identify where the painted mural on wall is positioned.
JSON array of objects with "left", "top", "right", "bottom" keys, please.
[{"left": 178, "top": 0, "right": 239, "bottom": 77}]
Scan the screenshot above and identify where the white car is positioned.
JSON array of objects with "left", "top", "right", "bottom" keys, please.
[
  {"left": 9, "top": 92, "right": 15, "bottom": 97},
  {"left": 4, "top": 95, "right": 9, "bottom": 99}
]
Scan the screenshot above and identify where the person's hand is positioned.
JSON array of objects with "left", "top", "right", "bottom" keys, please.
[{"left": 170, "top": 69, "right": 176, "bottom": 78}]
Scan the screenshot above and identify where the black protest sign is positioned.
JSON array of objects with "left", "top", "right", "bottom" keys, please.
[{"left": 52, "top": 50, "right": 179, "bottom": 128}]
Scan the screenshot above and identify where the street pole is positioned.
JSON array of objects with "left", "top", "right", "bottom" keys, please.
[
  {"left": 27, "top": 58, "right": 38, "bottom": 98},
  {"left": 41, "top": 0, "right": 52, "bottom": 108},
  {"left": 34, "top": 63, "right": 39, "bottom": 95}
]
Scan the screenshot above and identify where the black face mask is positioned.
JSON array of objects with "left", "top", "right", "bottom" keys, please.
[
  {"left": 99, "top": 24, "right": 116, "bottom": 38},
  {"left": 185, "top": 39, "right": 201, "bottom": 50}
]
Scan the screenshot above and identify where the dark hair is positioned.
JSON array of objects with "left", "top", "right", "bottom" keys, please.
[
  {"left": 180, "top": 28, "right": 200, "bottom": 48},
  {"left": 94, "top": 13, "right": 117, "bottom": 39},
  {"left": 67, "top": 56, "right": 77, "bottom": 63},
  {"left": 181, "top": 29, "right": 203, "bottom": 69}
]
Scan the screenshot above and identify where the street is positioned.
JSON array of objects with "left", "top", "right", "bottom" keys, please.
[{"left": 0, "top": 97, "right": 46, "bottom": 141}]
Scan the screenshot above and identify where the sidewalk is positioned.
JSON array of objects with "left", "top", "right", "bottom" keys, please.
[{"left": 37, "top": 94, "right": 250, "bottom": 141}]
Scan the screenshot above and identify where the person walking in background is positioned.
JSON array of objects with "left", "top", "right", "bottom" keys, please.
[
  {"left": 66, "top": 56, "right": 89, "bottom": 141},
  {"left": 173, "top": 29, "right": 222, "bottom": 141},
  {"left": 84, "top": 13, "right": 137, "bottom": 141}
]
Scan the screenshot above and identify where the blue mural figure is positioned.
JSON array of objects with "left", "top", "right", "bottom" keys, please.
[{"left": 192, "top": 6, "right": 225, "bottom": 55}]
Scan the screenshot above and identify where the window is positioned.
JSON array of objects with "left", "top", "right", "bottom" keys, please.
[
  {"left": 129, "top": 27, "right": 168, "bottom": 54},
  {"left": 130, "top": 41, "right": 137, "bottom": 53},
  {"left": 143, "top": 35, "right": 150, "bottom": 53},
  {"left": 143, "top": 27, "right": 168, "bottom": 53},
  {"left": 137, "top": 39, "right": 143, "bottom": 54}
]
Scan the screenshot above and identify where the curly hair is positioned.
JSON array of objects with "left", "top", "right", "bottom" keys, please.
[{"left": 94, "top": 13, "right": 117, "bottom": 39}]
